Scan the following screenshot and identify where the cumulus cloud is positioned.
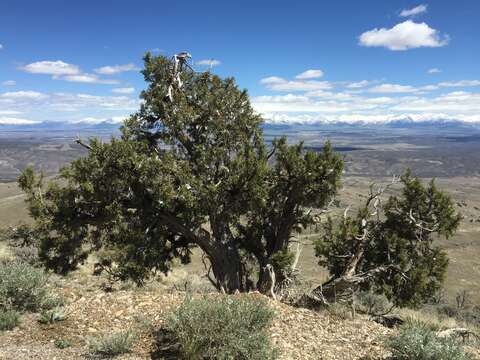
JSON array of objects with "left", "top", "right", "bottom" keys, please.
[
  {"left": 0, "top": 110, "right": 22, "bottom": 115},
  {"left": 1, "top": 80, "right": 16, "bottom": 86},
  {"left": 438, "top": 80, "right": 480, "bottom": 87},
  {"left": 94, "top": 63, "right": 140, "bottom": 75},
  {"left": 21, "top": 61, "right": 120, "bottom": 84},
  {"left": 0, "top": 117, "right": 40, "bottom": 125},
  {"left": 368, "top": 83, "right": 418, "bottom": 93},
  {"left": 22, "top": 61, "right": 80, "bottom": 75},
  {"left": 196, "top": 59, "right": 221, "bottom": 67},
  {"left": 0, "top": 91, "right": 47, "bottom": 100},
  {"left": 61, "top": 74, "right": 119, "bottom": 84},
  {"left": 359, "top": 20, "right": 449, "bottom": 51},
  {"left": 428, "top": 68, "right": 441, "bottom": 74},
  {"left": 0, "top": 90, "right": 140, "bottom": 123},
  {"left": 346, "top": 80, "right": 372, "bottom": 89},
  {"left": 295, "top": 69, "right": 324, "bottom": 79},
  {"left": 112, "top": 87, "right": 135, "bottom": 94},
  {"left": 400, "top": 4, "right": 428, "bottom": 17},
  {"left": 260, "top": 76, "right": 332, "bottom": 92}
]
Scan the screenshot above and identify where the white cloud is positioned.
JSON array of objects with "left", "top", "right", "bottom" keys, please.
[
  {"left": 295, "top": 69, "right": 324, "bottom": 79},
  {"left": 22, "top": 61, "right": 80, "bottom": 75},
  {"left": 346, "top": 80, "right": 371, "bottom": 89},
  {"left": 196, "top": 59, "right": 221, "bottom": 67},
  {"left": 428, "top": 68, "right": 441, "bottom": 74},
  {"left": 359, "top": 20, "right": 449, "bottom": 51},
  {"left": 419, "top": 84, "right": 439, "bottom": 91},
  {"left": 0, "top": 90, "right": 140, "bottom": 123},
  {"left": 112, "top": 87, "right": 135, "bottom": 94},
  {"left": 0, "top": 110, "right": 22, "bottom": 115},
  {"left": 94, "top": 63, "right": 140, "bottom": 75},
  {"left": 400, "top": 4, "right": 428, "bottom": 17},
  {"left": 0, "top": 44, "right": 3, "bottom": 50},
  {"left": 368, "top": 83, "right": 418, "bottom": 93},
  {"left": 0, "top": 117, "right": 40, "bottom": 125},
  {"left": 438, "top": 80, "right": 480, "bottom": 87},
  {"left": 0, "top": 91, "right": 47, "bottom": 100},
  {"left": 61, "top": 74, "right": 119, "bottom": 84},
  {"left": 260, "top": 76, "right": 332, "bottom": 92},
  {"left": 1, "top": 80, "right": 16, "bottom": 86}
]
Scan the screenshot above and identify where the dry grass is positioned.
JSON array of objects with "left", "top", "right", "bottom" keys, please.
[{"left": 396, "top": 307, "right": 467, "bottom": 332}]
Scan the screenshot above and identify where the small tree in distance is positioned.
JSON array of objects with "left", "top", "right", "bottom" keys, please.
[{"left": 19, "top": 53, "right": 343, "bottom": 294}]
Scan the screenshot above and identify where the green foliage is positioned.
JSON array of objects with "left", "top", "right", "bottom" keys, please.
[
  {"left": 166, "top": 295, "right": 277, "bottom": 359},
  {"left": 355, "top": 291, "right": 393, "bottom": 316},
  {"left": 0, "top": 261, "right": 49, "bottom": 312},
  {"left": 385, "top": 324, "right": 471, "bottom": 360},
  {"left": 18, "top": 54, "right": 343, "bottom": 293},
  {"left": 89, "top": 329, "right": 137, "bottom": 357},
  {"left": 0, "top": 309, "right": 21, "bottom": 331},
  {"left": 38, "top": 307, "right": 66, "bottom": 324},
  {"left": 316, "top": 171, "right": 461, "bottom": 306},
  {"left": 54, "top": 339, "right": 72, "bottom": 349},
  {"left": 40, "top": 294, "right": 65, "bottom": 310}
]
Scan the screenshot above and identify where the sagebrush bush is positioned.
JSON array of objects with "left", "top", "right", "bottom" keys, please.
[
  {"left": 54, "top": 338, "right": 71, "bottom": 349},
  {"left": 386, "top": 324, "right": 471, "bottom": 360},
  {"left": 356, "top": 291, "right": 393, "bottom": 315},
  {"left": 166, "top": 295, "right": 277, "bottom": 360},
  {"left": 89, "top": 329, "right": 137, "bottom": 356},
  {"left": 11, "top": 246, "right": 40, "bottom": 267},
  {"left": 38, "top": 307, "right": 66, "bottom": 324},
  {"left": 0, "top": 309, "right": 21, "bottom": 331},
  {"left": 0, "top": 261, "right": 49, "bottom": 312}
]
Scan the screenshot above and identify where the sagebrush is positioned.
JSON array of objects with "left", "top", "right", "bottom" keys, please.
[
  {"left": 0, "top": 309, "right": 21, "bottom": 331},
  {"left": 0, "top": 261, "right": 49, "bottom": 312},
  {"left": 166, "top": 295, "right": 277, "bottom": 359},
  {"left": 386, "top": 324, "right": 471, "bottom": 360},
  {"left": 89, "top": 329, "right": 137, "bottom": 357}
]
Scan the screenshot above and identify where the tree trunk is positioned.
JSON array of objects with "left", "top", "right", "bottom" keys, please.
[{"left": 201, "top": 241, "right": 247, "bottom": 294}]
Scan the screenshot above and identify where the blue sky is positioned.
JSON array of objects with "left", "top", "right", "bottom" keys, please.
[{"left": 1, "top": 0, "right": 479, "bottom": 125}]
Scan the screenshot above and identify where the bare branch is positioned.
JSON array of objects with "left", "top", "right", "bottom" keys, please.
[{"left": 74, "top": 136, "right": 92, "bottom": 150}]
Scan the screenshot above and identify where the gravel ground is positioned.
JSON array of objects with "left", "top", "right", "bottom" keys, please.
[{"left": 0, "top": 276, "right": 478, "bottom": 360}]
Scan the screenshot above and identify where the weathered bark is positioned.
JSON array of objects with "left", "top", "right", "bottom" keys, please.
[
  {"left": 311, "top": 265, "right": 397, "bottom": 305},
  {"left": 202, "top": 241, "right": 245, "bottom": 293}
]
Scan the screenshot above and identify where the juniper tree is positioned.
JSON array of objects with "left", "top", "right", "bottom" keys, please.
[
  {"left": 315, "top": 171, "right": 461, "bottom": 306},
  {"left": 19, "top": 53, "right": 343, "bottom": 294}
]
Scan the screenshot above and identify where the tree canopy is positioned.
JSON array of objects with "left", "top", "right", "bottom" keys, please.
[
  {"left": 19, "top": 53, "right": 343, "bottom": 294},
  {"left": 315, "top": 171, "right": 461, "bottom": 306}
]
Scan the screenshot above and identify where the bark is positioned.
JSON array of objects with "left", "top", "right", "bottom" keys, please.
[{"left": 202, "top": 241, "right": 245, "bottom": 293}]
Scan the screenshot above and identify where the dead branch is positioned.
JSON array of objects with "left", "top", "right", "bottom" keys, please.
[
  {"left": 436, "top": 328, "right": 480, "bottom": 343},
  {"left": 74, "top": 136, "right": 92, "bottom": 150}
]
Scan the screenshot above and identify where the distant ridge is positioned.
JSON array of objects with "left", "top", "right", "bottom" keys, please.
[
  {"left": 262, "top": 118, "right": 480, "bottom": 130},
  {"left": 1, "top": 118, "right": 480, "bottom": 133}
]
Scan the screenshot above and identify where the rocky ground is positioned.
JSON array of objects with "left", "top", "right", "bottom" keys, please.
[{"left": 0, "top": 269, "right": 398, "bottom": 360}]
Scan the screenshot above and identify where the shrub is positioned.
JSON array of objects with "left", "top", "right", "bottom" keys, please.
[
  {"left": 11, "top": 246, "right": 40, "bottom": 267},
  {"left": 89, "top": 329, "right": 137, "bottom": 357},
  {"left": 0, "top": 309, "right": 21, "bottom": 331},
  {"left": 0, "top": 261, "right": 49, "bottom": 312},
  {"left": 40, "top": 294, "right": 65, "bottom": 310},
  {"left": 386, "top": 324, "right": 471, "bottom": 360},
  {"left": 166, "top": 295, "right": 277, "bottom": 360},
  {"left": 356, "top": 291, "right": 393, "bottom": 315},
  {"left": 327, "top": 302, "right": 353, "bottom": 320},
  {"left": 38, "top": 307, "right": 66, "bottom": 324},
  {"left": 54, "top": 339, "right": 72, "bottom": 349}
]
